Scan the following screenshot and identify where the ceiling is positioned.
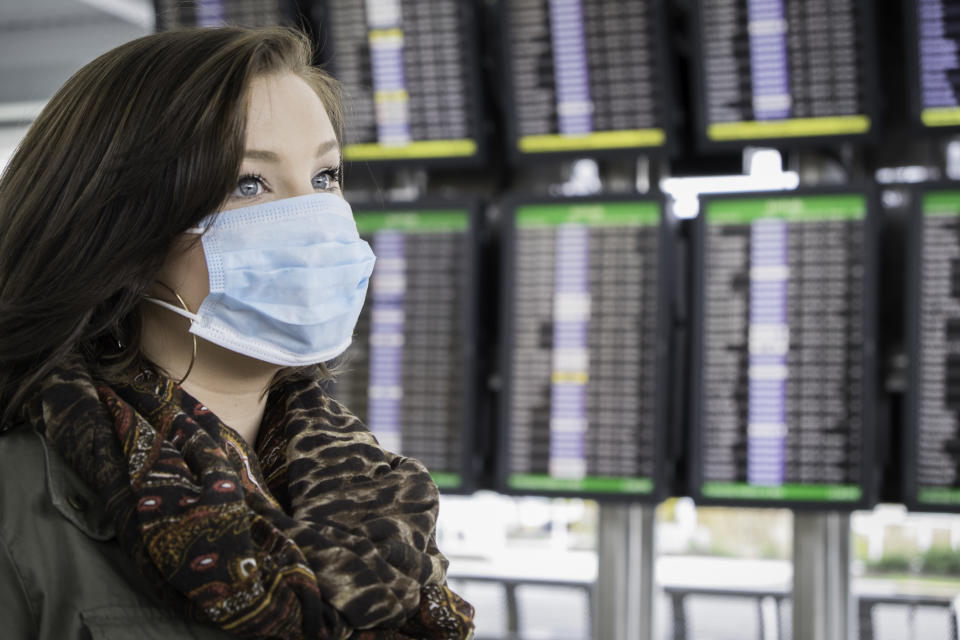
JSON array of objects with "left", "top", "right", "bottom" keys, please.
[{"left": 0, "top": 0, "right": 152, "bottom": 119}]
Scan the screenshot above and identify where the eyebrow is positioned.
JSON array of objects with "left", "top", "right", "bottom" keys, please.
[{"left": 243, "top": 140, "right": 339, "bottom": 162}]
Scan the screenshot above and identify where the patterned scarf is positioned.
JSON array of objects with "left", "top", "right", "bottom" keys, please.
[{"left": 23, "top": 361, "right": 474, "bottom": 639}]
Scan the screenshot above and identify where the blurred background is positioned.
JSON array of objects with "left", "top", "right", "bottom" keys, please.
[{"left": 3, "top": 0, "right": 960, "bottom": 638}]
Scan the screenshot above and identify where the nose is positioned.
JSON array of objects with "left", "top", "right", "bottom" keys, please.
[
  {"left": 273, "top": 163, "right": 319, "bottom": 200},
  {"left": 296, "top": 179, "right": 319, "bottom": 197},
  {"left": 286, "top": 181, "right": 316, "bottom": 199}
]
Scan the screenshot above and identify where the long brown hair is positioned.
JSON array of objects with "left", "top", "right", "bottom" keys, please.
[{"left": 0, "top": 27, "right": 343, "bottom": 425}]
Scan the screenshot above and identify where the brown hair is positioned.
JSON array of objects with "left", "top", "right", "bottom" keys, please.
[{"left": 0, "top": 27, "right": 343, "bottom": 424}]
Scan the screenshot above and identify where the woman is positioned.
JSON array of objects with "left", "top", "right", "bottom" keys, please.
[{"left": 0, "top": 27, "right": 474, "bottom": 639}]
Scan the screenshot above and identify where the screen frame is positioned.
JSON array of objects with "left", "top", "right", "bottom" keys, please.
[
  {"left": 688, "top": 0, "right": 880, "bottom": 152},
  {"left": 903, "top": 182, "right": 960, "bottom": 513},
  {"left": 689, "top": 187, "right": 879, "bottom": 510},
  {"left": 337, "top": 198, "right": 482, "bottom": 495},
  {"left": 319, "top": 0, "right": 488, "bottom": 169},
  {"left": 496, "top": 0, "right": 673, "bottom": 164},
  {"left": 496, "top": 192, "right": 674, "bottom": 502}
]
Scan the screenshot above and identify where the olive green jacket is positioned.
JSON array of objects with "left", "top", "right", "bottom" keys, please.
[{"left": 0, "top": 424, "right": 232, "bottom": 639}]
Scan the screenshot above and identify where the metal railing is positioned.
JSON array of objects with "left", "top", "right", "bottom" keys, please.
[
  {"left": 858, "top": 594, "right": 959, "bottom": 640},
  {"left": 664, "top": 586, "right": 958, "bottom": 640},
  {"left": 664, "top": 585, "right": 790, "bottom": 640},
  {"left": 448, "top": 573, "right": 595, "bottom": 640},
  {"left": 447, "top": 576, "right": 959, "bottom": 640}
]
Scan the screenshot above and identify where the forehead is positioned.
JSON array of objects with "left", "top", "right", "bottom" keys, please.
[{"left": 243, "top": 73, "right": 335, "bottom": 146}]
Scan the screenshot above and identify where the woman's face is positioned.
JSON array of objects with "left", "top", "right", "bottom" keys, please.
[{"left": 156, "top": 71, "right": 343, "bottom": 316}]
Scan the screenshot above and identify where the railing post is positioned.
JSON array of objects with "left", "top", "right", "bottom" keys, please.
[
  {"left": 505, "top": 580, "right": 519, "bottom": 638},
  {"left": 757, "top": 597, "right": 766, "bottom": 640},
  {"left": 585, "top": 583, "right": 597, "bottom": 640},
  {"left": 858, "top": 598, "right": 873, "bottom": 640},
  {"left": 952, "top": 594, "right": 960, "bottom": 640},
  {"left": 952, "top": 594, "right": 959, "bottom": 640},
  {"left": 759, "top": 595, "right": 781, "bottom": 640},
  {"left": 775, "top": 596, "right": 784, "bottom": 640},
  {"left": 669, "top": 592, "right": 687, "bottom": 640}
]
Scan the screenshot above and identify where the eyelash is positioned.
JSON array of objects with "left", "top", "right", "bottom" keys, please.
[{"left": 234, "top": 165, "right": 343, "bottom": 197}]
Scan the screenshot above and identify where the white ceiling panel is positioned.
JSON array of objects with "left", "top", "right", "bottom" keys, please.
[{"left": 0, "top": 0, "right": 151, "bottom": 116}]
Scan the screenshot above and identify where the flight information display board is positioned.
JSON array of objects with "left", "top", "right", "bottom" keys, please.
[
  {"left": 500, "top": 0, "right": 669, "bottom": 158},
  {"left": 154, "top": 0, "right": 289, "bottom": 29},
  {"left": 905, "top": 188, "right": 960, "bottom": 511},
  {"left": 692, "top": 0, "right": 875, "bottom": 146},
  {"left": 331, "top": 203, "right": 478, "bottom": 491},
  {"left": 321, "top": 0, "right": 483, "bottom": 164},
  {"left": 907, "top": 0, "right": 960, "bottom": 129},
  {"left": 691, "top": 191, "right": 876, "bottom": 508},
  {"left": 499, "top": 196, "right": 671, "bottom": 499}
]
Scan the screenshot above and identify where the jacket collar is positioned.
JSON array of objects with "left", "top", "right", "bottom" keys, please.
[{"left": 35, "top": 427, "right": 116, "bottom": 540}]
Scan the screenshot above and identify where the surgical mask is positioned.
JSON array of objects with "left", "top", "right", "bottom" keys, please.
[{"left": 146, "top": 193, "right": 376, "bottom": 366}]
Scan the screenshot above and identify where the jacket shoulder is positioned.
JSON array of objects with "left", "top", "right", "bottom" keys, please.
[{"left": 0, "top": 425, "right": 231, "bottom": 639}]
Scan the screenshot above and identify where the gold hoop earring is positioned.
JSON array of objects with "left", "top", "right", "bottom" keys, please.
[{"left": 153, "top": 281, "right": 197, "bottom": 386}]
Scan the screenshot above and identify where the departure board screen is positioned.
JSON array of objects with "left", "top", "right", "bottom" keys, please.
[
  {"left": 501, "top": 0, "right": 668, "bottom": 157},
  {"left": 155, "top": 0, "right": 288, "bottom": 29},
  {"left": 500, "top": 197, "right": 670, "bottom": 498},
  {"left": 906, "top": 189, "right": 960, "bottom": 510},
  {"left": 693, "top": 0, "right": 874, "bottom": 145},
  {"left": 332, "top": 204, "right": 476, "bottom": 491},
  {"left": 322, "top": 0, "right": 482, "bottom": 164},
  {"left": 909, "top": 0, "right": 960, "bottom": 128},
  {"left": 692, "top": 192, "right": 876, "bottom": 507}
]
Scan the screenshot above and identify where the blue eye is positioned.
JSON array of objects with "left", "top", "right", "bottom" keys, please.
[
  {"left": 234, "top": 175, "right": 264, "bottom": 198},
  {"left": 312, "top": 166, "right": 342, "bottom": 191}
]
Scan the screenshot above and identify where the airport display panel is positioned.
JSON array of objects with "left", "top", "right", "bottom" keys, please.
[
  {"left": 321, "top": 0, "right": 484, "bottom": 164},
  {"left": 499, "top": 0, "right": 669, "bottom": 158},
  {"left": 692, "top": 191, "right": 876, "bottom": 508},
  {"left": 500, "top": 196, "right": 671, "bottom": 499},
  {"left": 908, "top": 0, "right": 960, "bottom": 129},
  {"left": 906, "top": 188, "right": 960, "bottom": 511},
  {"left": 692, "top": 0, "right": 875, "bottom": 146},
  {"left": 154, "top": 0, "right": 290, "bottom": 29},
  {"left": 331, "top": 203, "right": 478, "bottom": 491}
]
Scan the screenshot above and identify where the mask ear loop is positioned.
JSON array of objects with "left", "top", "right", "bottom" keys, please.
[{"left": 152, "top": 281, "right": 198, "bottom": 386}]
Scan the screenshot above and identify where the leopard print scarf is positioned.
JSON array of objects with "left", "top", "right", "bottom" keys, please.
[{"left": 23, "top": 362, "right": 474, "bottom": 639}]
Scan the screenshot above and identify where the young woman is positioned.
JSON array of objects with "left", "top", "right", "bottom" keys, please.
[{"left": 0, "top": 27, "right": 474, "bottom": 639}]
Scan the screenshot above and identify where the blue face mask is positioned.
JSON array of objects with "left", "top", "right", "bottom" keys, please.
[{"left": 147, "top": 193, "right": 376, "bottom": 366}]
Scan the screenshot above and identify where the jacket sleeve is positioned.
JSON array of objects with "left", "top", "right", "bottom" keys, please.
[{"left": 0, "top": 531, "right": 37, "bottom": 639}]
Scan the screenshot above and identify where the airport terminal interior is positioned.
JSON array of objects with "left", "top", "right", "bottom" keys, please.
[{"left": 3, "top": 0, "right": 960, "bottom": 638}]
